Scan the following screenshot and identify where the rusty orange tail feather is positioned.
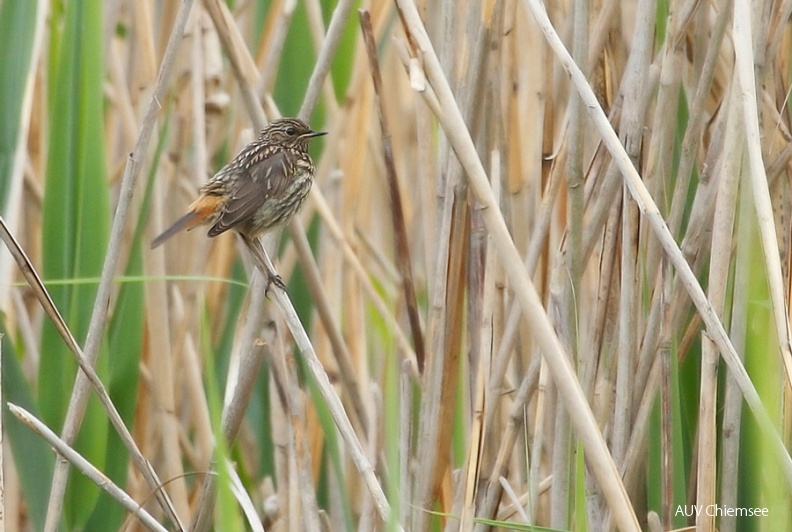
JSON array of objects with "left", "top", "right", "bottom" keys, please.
[
  {"left": 151, "top": 195, "right": 223, "bottom": 248},
  {"left": 151, "top": 211, "right": 203, "bottom": 248}
]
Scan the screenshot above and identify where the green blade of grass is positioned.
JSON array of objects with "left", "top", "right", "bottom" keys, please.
[
  {"left": 0, "top": 0, "right": 39, "bottom": 206},
  {"left": 739, "top": 205, "right": 789, "bottom": 529},
  {"left": 1, "top": 331, "right": 54, "bottom": 532},
  {"left": 40, "top": 0, "right": 110, "bottom": 526}
]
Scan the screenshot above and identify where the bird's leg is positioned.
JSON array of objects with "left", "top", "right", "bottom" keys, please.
[
  {"left": 257, "top": 246, "right": 286, "bottom": 294},
  {"left": 265, "top": 269, "right": 286, "bottom": 295},
  {"left": 240, "top": 234, "right": 286, "bottom": 295}
]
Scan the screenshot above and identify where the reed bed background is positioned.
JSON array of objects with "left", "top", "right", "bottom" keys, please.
[{"left": 1, "top": 0, "right": 792, "bottom": 530}]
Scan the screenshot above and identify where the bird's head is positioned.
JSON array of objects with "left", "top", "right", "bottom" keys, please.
[{"left": 260, "top": 118, "right": 326, "bottom": 150}]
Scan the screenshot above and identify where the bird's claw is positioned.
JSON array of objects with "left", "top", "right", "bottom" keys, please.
[{"left": 265, "top": 273, "right": 286, "bottom": 298}]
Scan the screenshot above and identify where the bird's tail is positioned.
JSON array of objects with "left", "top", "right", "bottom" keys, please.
[{"left": 151, "top": 211, "right": 201, "bottom": 249}]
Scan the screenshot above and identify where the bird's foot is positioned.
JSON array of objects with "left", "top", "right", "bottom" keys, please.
[{"left": 265, "top": 272, "right": 286, "bottom": 298}]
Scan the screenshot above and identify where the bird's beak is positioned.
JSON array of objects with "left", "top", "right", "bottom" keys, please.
[{"left": 301, "top": 130, "right": 327, "bottom": 139}]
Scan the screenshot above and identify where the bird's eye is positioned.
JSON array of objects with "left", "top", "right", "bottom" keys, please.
[{"left": 286, "top": 127, "right": 296, "bottom": 136}]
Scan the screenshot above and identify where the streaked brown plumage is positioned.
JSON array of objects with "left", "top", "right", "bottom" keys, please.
[{"left": 151, "top": 117, "right": 326, "bottom": 249}]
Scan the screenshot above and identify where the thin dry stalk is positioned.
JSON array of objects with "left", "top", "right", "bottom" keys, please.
[
  {"left": 464, "top": 246, "right": 493, "bottom": 528},
  {"left": 257, "top": 0, "right": 297, "bottom": 93},
  {"left": 612, "top": 0, "right": 656, "bottom": 470},
  {"left": 619, "top": 341, "right": 660, "bottom": 494},
  {"left": 658, "top": 263, "right": 673, "bottom": 529},
  {"left": 359, "top": 9, "right": 426, "bottom": 373},
  {"left": 669, "top": 0, "right": 730, "bottom": 235},
  {"left": 147, "top": 190, "right": 191, "bottom": 519},
  {"left": 485, "top": 146, "right": 566, "bottom": 420},
  {"left": 202, "top": 0, "right": 267, "bottom": 127},
  {"left": 461, "top": 218, "right": 496, "bottom": 531},
  {"left": 7, "top": 404, "right": 168, "bottom": 532},
  {"left": 302, "top": 0, "right": 340, "bottom": 116},
  {"left": 659, "top": 0, "right": 706, "bottom": 239},
  {"left": 268, "top": 325, "right": 322, "bottom": 531},
  {"left": 411, "top": 184, "right": 469, "bottom": 532},
  {"left": 358, "top": 385, "right": 383, "bottom": 530},
  {"left": 309, "top": 182, "right": 419, "bottom": 366},
  {"left": 696, "top": 69, "right": 742, "bottom": 532},
  {"left": 474, "top": 358, "right": 539, "bottom": 531},
  {"left": 696, "top": 66, "right": 744, "bottom": 530},
  {"left": 614, "top": 191, "right": 637, "bottom": 465},
  {"left": 189, "top": 329, "right": 268, "bottom": 531},
  {"left": 550, "top": 0, "right": 588, "bottom": 523},
  {"left": 180, "top": 326, "right": 213, "bottom": 465},
  {"left": 580, "top": 54, "right": 659, "bottom": 269},
  {"left": 565, "top": 0, "right": 588, "bottom": 355},
  {"left": 290, "top": 220, "right": 370, "bottom": 432},
  {"left": 399, "top": 360, "right": 414, "bottom": 527},
  {"left": 298, "top": 0, "right": 357, "bottom": 120},
  {"left": 241, "top": 235, "right": 394, "bottom": 525}
]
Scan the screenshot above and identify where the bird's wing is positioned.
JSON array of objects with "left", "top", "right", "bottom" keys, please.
[{"left": 207, "top": 150, "right": 294, "bottom": 237}]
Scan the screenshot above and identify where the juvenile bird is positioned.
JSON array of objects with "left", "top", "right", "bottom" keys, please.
[{"left": 152, "top": 117, "right": 325, "bottom": 249}]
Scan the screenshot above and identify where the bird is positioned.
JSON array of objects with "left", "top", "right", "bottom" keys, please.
[
  {"left": 152, "top": 117, "right": 325, "bottom": 288},
  {"left": 152, "top": 116, "right": 325, "bottom": 242}
]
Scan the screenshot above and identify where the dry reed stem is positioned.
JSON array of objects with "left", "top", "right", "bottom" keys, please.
[
  {"left": 241, "top": 235, "right": 395, "bottom": 525},
  {"left": 302, "top": 0, "right": 341, "bottom": 120},
  {"left": 257, "top": 0, "right": 296, "bottom": 94},
  {"left": 144, "top": 264, "right": 191, "bottom": 519},
  {"left": 410, "top": 1, "right": 500, "bottom": 526},
  {"left": 298, "top": 0, "right": 356, "bottom": 121},
  {"left": 461, "top": 202, "right": 497, "bottom": 531},
  {"left": 551, "top": 0, "right": 588, "bottom": 523},
  {"left": 612, "top": 0, "right": 656, "bottom": 473},
  {"left": 697, "top": 89, "right": 740, "bottom": 531},
  {"left": 658, "top": 272, "right": 673, "bottom": 528},
  {"left": 289, "top": 219, "right": 370, "bottom": 433},
  {"left": 268, "top": 324, "right": 322, "bottom": 531},
  {"left": 359, "top": 9, "right": 426, "bottom": 373},
  {"left": 475, "top": 356, "right": 541, "bottom": 531},
  {"left": 7, "top": 404, "right": 168, "bottom": 532},
  {"left": 309, "top": 189, "right": 419, "bottom": 365}
]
